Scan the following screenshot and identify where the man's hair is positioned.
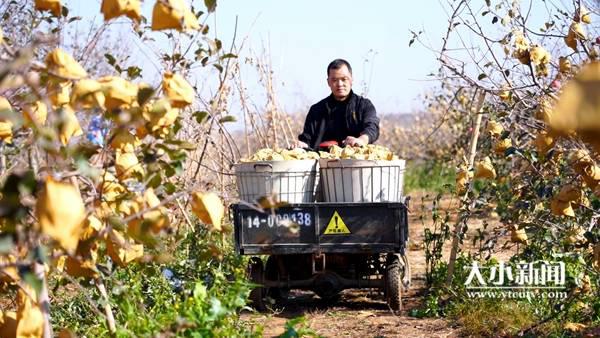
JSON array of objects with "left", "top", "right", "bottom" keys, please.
[{"left": 327, "top": 59, "right": 352, "bottom": 76}]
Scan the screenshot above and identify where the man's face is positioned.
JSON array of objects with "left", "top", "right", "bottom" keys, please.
[{"left": 327, "top": 65, "right": 353, "bottom": 100}]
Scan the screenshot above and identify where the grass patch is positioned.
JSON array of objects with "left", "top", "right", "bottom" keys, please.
[
  {"left": 404, "top": 160, "right": 455, "bottom": 194},
  {"left": 449, "top": 299, "right": 537, "bottom": 337}
]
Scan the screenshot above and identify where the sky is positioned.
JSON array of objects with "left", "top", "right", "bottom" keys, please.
[
  {"left": 62, "top": 0, "right": 477, "bottom": 116},
  {"left": 213, "top": 0, "right": 451, "bottom": 114}
]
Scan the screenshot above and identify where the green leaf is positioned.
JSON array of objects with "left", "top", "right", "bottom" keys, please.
[
  {"left": 477, "top": 73, "right": 488, "bottom": 80},
  {"left": 104, "top": 53, "right": 117, "bottom": 66},
  {"left": 194, "top": 111, "right": 209, "bottom": 124},
  {"left": 219, "top": 115, "right": 236, "bottom": 123},
  {"left": 126, "top": 66, "right": 142, "bottom": 80},
  {"left": 148, "top": 173, "right": 162, "bottom": 189},
  {"left": 164, "top": 182, "right": 177, "bottom": 195},
  {"left": 178, "top": 141, "right": 197, "bottom": 150},
  {"left": 164, "top": 164, "right": 176, "bottom": 178},
  {"left": 220, "top": 53, "right": 237, "bottom": 60},
  {"left": 137, "top": 86, "right": 155, "bottom": 105},
  {"left": 22, "top": 270, "right": 43, "bottom": 296},
  {"left": 213, "top": 64, "right": 223, "bottom": 73},
  {"left": 204, "top": 0, "right": 217, "bottom": 13},
  {"left": 0, "top": 236, "right": 14, "bottom": 254}
]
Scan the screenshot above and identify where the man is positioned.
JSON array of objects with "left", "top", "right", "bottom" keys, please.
[{"left": 295, "top": 59, "right": 380, "bottom": 150}]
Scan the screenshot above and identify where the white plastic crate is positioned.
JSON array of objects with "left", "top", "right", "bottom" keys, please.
[
  {"left": 319, "top": 158, "right": 405, "bottom": 202},
  {"left": 234, "top": 159, "right": 319, "bottom": 203}
]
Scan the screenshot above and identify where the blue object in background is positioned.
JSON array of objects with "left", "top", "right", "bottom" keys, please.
[
  {"left": 87, "top": 115, "right": 109, "bottom": 146},
  {"left": 162, "top": 268, "right": 183, "bottom": 292}
]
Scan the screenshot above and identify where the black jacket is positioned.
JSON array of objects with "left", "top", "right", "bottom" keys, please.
[{"left": 298, "top": 91, "right": 380, "bottom": 149}]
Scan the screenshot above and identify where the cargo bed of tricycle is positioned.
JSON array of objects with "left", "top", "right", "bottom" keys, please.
[{"left": 231, "top": 202, "right": 409, "bottom": 255}]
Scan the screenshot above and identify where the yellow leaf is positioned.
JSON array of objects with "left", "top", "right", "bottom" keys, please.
[
  {"left": 106, "top": 230, "right": 144, "bottom": 267},
  {"left": 474, "top": 157, "right": 496, "bottom": 179},
  {"left": 16, "top": 288, "right": 44, "bottom": 338},
  {"left": 47, "top": 80, "right": 71, "bottom": 108},
  {"left": 510, "top": 226, "right": 528, "bottom": 245},
  {"left": 36, "top": 177, "right": 86, "bottom": 253},
  {"left": 58, "top": 105, "right": 83, "bottom": 146},
  {"left": 142, "top": 99, "right": 179, "bottom": 135},
  {"left": 552, "top": 62, "right": 600, "bottom": 139},
  {"left": 98, "top": 171, "right": 125, "bottom": 203},
  {"left": 0, "top": 311, "right": 17, "bottom": 338},
  {"left": 115, "top": 150, "right": 144, "bottom": 180},
  {"left": 23, "top": 101, "right": 48, "bottom": 127},
  {"left": 162, "top": 72, "right": 194, "bottom": 108},
  {"left": 564, "top": 30, "right": 578, "bottom": 51},
  {"left": 582, "top": 164, "right": 600, "bottom": 188},
  {"left": 152, "top": 0, "right": 200, "bottom": 31},
  {"left": 564, "top": 322, "right": 587, "bottom": 332},
  {"left": 126, "top": 188, "right": 170, "bottom": 235},
  {"left": 0, "top": 254, "right": 18, "bottom": 284},
  {"left": 581, "top": 275, "right": 592, "bottom": 293},
  {"left": 550, "top": 198, "right": 575, "bottom": 217},
  {"left": 497, "top": 90, "right": 511, "bottom": 102},
  {"left": 58, "top": 329, "right": 77, "bottom": 338},
  {"left": 559, "top": 56, "right": 572, "bottom": 74},
  {"left": 486, "top": 120, "right": 503, "bottom": 137},
  {"left": 556, "top": 184, "right": 581, "bottom": 202},
  {"left": 110, "top": 129, "right": 141, "bottom": 152},
  {"left": 191, "top": 192, "right": 224, "bottom": 231},
  {"left": 98, "top": 76, "right": 138, "bottom": 111},
  {"left": 534, "top": 131, "right": 554, "bottom": 154},
  {"left": 64, "top": 256, "right": 99, "bottom": 278},
  {"left": 565, "top": 226, "right": 586, "bottom": 245},
  {"left": 0, "top": 97, "right": 13, "bottom": 143},
  {"left": 101, "top": 0, "right": 141, "bottom": 22},
  {"left": 456, "top": 165, "right": 473, "bottom": 194},
  {"left": 71, "top": 79, "right": 105, "bottom": 109},
  {"left": 578, "top": 5, "right": 591, "bottom": 24},
  {"left": 513, "top": 31, "right": 530, "bottom": 51},
  {"left": 0, "top": 96, "right": 11, "bottom": 111},
  {"left": 0, "top": 121, "right": 13, "bottom": 144},
  {"left": 80, "top": 214, "right": 104, "bottom": 241},
  {"left": 494, "top": 138, "right": 512, "bottom": 154},
  {"left": 45, "top": 48, "right": 87, "bottom": 80},
  {"left": 35, "top": 0, "right": 62, "bottom": 16},
  {"left": 535, "top": 96, "right": 554, "bottom": 123},
  {"left": 529, "top": 46, "right": 550, "bottom": 66},
  {"left": 571, "top": 21, "right": 586, "bottom": 39},
  {"left": 570, "top": 149, "right": 594, "bottom": 174}
]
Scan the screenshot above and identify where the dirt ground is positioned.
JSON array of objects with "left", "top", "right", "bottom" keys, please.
[{"left": 241, "top": 191, "right": 504, "bottom": 337}]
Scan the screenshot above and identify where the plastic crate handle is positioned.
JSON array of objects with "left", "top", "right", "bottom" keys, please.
[{"left": 253, "top": 163, "right": 273, "bottom": 172}]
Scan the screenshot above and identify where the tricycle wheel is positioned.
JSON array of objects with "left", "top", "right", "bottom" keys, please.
[
  {"left": 265, "top": 256, "right": 289, "bottom": 301},
  {"left": 385, "top": 254, "right": 403, "bottom": 313},
  {"left": 247, "top": 257, "right": 266, "bottom": 311}
]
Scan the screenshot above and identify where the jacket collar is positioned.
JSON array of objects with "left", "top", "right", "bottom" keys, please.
[{"left": 328, "top": 89, "right": 355, "bottom": 104}]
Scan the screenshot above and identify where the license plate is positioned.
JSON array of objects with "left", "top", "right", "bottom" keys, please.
[{"left": 240, "top": 208, "right": 314, "bottom": 230}]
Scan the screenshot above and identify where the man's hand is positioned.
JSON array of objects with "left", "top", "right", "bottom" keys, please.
[
  {"left": 343, "top": 135, "right": 369, "bottom": 147},
  {"left": 291, "top": 140, "right": 309, "bottom": 149}
]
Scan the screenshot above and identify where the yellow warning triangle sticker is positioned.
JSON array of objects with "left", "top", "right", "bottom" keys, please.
[{"left": 323, "top": 211, "right": 351, "bottom": 235}]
